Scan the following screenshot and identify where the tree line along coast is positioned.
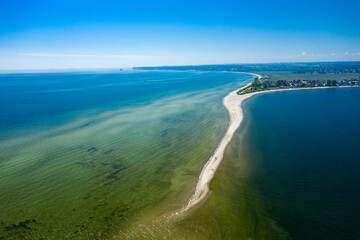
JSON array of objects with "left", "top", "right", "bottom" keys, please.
[{"left": 237, "top": 78, "right": 360, "bottom": 95}]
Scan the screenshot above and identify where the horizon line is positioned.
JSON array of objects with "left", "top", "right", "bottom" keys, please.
[{"left": 1, "top": 60, "right": 360, "bottom": 73}]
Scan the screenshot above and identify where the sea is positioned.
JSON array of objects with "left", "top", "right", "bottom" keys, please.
[
  {"left": 0, "top": 70, "right": 359, "bottom": 239},
  {"left": 0, "top": 70, "right": 251, "bottom": 239}
]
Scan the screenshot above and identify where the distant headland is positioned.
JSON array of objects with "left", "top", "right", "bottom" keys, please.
[{"left": 135, "top": 61, "right": 360, "bottom": 83}]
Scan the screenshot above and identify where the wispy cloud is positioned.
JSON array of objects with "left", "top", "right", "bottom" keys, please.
[
  {"left": 17, "top": 53, "right": 165, "bottom": 59},
  {"left": 343, "top": 51, "right": 360, "bottom": 56},
  {"left": 263, "top": 52, "right": 341, "bottom": 60}
]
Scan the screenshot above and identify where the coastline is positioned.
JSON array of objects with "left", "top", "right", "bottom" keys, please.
[
  {"left": 182, "top": 73, "right": 260, "bottom": 212},
  {"left": 182, "top": 73, "right": 357, "bottom": 212}
]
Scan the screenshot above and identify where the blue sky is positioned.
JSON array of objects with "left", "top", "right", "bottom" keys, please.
[{"left": 0, "top": 0, "right": 360, "bottom": 70}]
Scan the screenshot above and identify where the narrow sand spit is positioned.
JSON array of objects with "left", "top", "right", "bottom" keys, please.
[
  {"left": 181, "top": 74, "right": 354, "bottom": 213},
  {"left": 182, "top": 73, "right": 261, "bottom": 212}
]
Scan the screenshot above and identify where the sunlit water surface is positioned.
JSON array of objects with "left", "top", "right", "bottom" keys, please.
[{"left": 0, "top": 70, "right": 252, "bottom": 239}]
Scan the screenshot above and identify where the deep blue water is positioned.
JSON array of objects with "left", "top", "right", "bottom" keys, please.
[
  {"left": 0, "top": 70, "right": 251, "bottom": 132},
  {"left": 243, "top": 87, "right": 360, "bottom": 240}
]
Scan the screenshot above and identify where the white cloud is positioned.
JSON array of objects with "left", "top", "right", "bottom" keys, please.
[{"left": 344, "top": 51, "right": 349, "bottom": 55}]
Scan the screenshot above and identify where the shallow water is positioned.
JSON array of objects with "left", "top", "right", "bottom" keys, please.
[{"left": 0, "top": 70, "right": 252, "bottom": 239}]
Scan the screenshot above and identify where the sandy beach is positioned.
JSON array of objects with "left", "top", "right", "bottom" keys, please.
[
  {"left": 182, "top": 74, "right": 261, "bottom": 211},
  {"left": 182, "top": 74, "right": 355, "bottom": 212}
]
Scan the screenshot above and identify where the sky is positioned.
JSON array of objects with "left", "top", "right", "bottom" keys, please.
[{"left": 0, "top": 0, "right": 360, "bottom": 70}]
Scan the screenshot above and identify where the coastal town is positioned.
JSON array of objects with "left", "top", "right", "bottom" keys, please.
[{"left": 238, "top": 78, "right": 360, "bottom": 95}]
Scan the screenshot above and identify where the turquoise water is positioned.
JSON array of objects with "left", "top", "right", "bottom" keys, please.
[
  {"left": 0, "top": 70, "right": 249, "bottom": 132},
  {"left": 0, "top": 70, "right": 252, "bottom": 239},
  {"left": 241, "top": 87, "right": 360, "bottom": 239}
]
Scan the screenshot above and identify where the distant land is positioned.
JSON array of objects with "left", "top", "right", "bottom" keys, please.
[
  {"left": 136, "top": 61, "right": 360, "bottom": 95},
  {"left": 135, "top": 61, "right": 360, "bottom": 81}
]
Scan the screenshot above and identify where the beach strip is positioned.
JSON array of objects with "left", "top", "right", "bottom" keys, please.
[
  {"left": 182, "top": 74, "right": 355, "bottom": 212},
  {"left": 181, "top": 73, "right": 360, "bottom": 212},
  {"left": 182, "top": 74, "right": 261, "bottom": 211}
]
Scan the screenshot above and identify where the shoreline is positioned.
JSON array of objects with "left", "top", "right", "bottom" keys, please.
[
  {"left": 182, "top": 73, "right": 357, "bottom": 213},
  {"left": 182, "top": 73, "right": 260, "bottom": 212}
]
